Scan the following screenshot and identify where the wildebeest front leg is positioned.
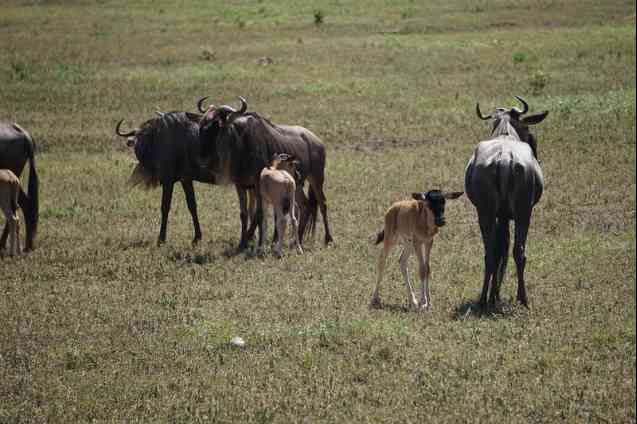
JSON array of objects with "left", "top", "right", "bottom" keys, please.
[
  {"left": 181, "top": 180, "right": 202, "bottom": 245},
  {"left": 158, "top": 182, "right": 174, "bottom": 246},
  {"left": 236, "top": 186, "right": 250, "bottom": 250}
]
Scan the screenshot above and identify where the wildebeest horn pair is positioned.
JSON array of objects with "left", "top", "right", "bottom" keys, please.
[
  {"left": 476, "top": 95, "right": 529, "bottom": 120},
  {"left": 196, "top": 96, "right": 248, "bottom": 125}
]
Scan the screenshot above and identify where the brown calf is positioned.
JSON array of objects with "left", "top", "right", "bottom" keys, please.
[
  {"left": 371, "top": 190, "right": 463, "bottom": 310},
  {"left": 0, "top": 169, "right": 21, "bottom": 256},
  {"left": 258, "top": 153, "right": 303, "bottom": 257}
]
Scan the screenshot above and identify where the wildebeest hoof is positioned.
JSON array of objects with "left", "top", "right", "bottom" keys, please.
[{"left": 370, "top": 297, "right": 382, "bottom": 309}]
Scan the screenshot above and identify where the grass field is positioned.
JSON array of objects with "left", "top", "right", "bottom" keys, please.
[{"left": 1, "top": 0, "right": 635, "bottom": 422}]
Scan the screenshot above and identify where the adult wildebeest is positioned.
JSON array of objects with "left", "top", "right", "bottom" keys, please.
[
  {"left": 0, "top": 123, "right": 39, "bottom": 251},
  {"left": 197, "top": 96, "right": 333, "bottom": 251},
  {"left": 116, "top": 111, "right": 218, "bottom": 246},
  {"left": 464, "top": 96, "right": 548, "bottom": 309},
  {"left": 0, "top": 169, "right": 21, "bottom": 256},
  {"left": 371, "top": 190, "right": 463, "bottom": 311}
]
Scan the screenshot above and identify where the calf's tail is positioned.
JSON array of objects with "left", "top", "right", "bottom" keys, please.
[{"left": 375, "top": 229, "right": 385, "bottom": 245}]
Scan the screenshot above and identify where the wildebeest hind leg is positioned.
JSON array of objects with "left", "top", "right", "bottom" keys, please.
[
  {"left": 513, "top": 213, "right": 531, "bottom": 307},
  {"left": 0, "top": 223, "right": 8, "bottom": 250},
  {"left": 181, "top": 180, "right": 202, "bottom": 245},
  {"left": 158, "top": 182, "right": 174, "bottom": 246},
  {"left": 295, "top": 187, "right": 309, "bottom": 244},
  {"left": 478, "top": 210, "right": 497, "bottom": 309},
  {"left": 492, "top": 218, "right": 510, "bottom": 305}
]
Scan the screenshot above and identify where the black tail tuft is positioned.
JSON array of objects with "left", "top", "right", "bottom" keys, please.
[{"left": 375, "top": 230, "right": 384, "bottom": 245}]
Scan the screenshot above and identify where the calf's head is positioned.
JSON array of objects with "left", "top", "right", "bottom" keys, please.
[
  {"left": 476, "top": 96, "right": 548, "bottom": 159},
  {"left": 412, "top": 190, "right": 464, "bottom": 227}
]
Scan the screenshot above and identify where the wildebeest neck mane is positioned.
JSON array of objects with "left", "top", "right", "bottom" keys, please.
[
  {"left": 134, "top": 112, "right": 200, "bottom": 173},
  {"left": 491, "top": 116, "right": 520, "bottom": 140}
]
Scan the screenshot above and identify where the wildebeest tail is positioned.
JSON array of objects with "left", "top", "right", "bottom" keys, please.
[
  {"left": 375, "top": 229, "right": 385, "bottom": 245},
  {"left": 128, "top": 163, "right": 160, "bottom": 189},
  {"left": 15, "top": 124, "right": 39, "bottom": 250}
]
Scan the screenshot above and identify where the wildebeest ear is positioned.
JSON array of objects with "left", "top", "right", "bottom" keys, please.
[
  {"left": 444, "top": 191, "right": 464, "bottom": 200},
  {"left": 411, "top": 192, "right": 426, "bottom": 201},
  {"left": 522, "top": 111, "right": 548, "bottom": 125}
]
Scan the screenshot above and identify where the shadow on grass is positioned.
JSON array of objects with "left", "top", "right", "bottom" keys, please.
[
  {"left": 370, "top": 302, "right": 417, "bottom": 314},
  {"left": 452, "top": 299, "right": 528, "bottom": 320}
]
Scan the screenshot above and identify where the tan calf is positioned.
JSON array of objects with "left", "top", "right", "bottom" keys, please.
[
  {"left": 258, "top": 153, "right": 303, "bottom": 257},
  {"left": 0, "top": 169, "right": 21, "bottom": 256},
  {"left": 371, "top": 190, "right": 463, "bottom": 310}
]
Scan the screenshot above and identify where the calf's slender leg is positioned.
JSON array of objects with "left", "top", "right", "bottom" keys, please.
[
  {"left": 371, "top": 241, "right": 392, "bottom": 308},
  {"left": 181, "top": 180, "right": 202, "bottom": 245},
  {"left": 416, "top": 239, "right": 433, "bottom": 310},
  {"left": 289, "top": 190, "right": 303, "bottom": 254},
  {"left": 399, "top": 243, "right": 418, "bottom": 309}
]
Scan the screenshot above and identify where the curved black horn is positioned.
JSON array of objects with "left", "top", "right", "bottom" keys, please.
[
  {"left": 513, "top": 95, "right": 529, "bottom": 115},
  {"left": 227, "top": 96, "right": 247, "bottom": 124},
  {"left": 197, "top": 96, "right": 211, "bottom": 113},
  {"left": 476, "top": 103, "right": 492, "bottom": 120},
  {"left": 115, "top": 119, "right": 137, "bottom": 137}
]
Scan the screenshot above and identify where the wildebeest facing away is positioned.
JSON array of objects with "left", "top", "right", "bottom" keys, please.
[
  {"left": 197, "top": 96, "right": 333, "bottom": 250},
  {"left": 371, "top": 190, "right": 463, "bottom": 311},
  {"left": 116, "top": 111, "right": 218, "bottom": 246},
  {"left": 0, "top": 169, "right": 21, "bottom": 256},
  {"left": 0, "top": 123, "right": 39, "bottom": 251},
  {"left": 464, "top": 96, "right": 548, "bottom": 309}
]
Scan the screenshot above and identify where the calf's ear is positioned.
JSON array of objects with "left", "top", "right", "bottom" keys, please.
[
  {"left": 522, "top": 111, "right": 548, "bottom": 125},
  {"left": 412, "top": 192, "right": 426, "bottom": 201},
  {"left": 444, "top": 191, "right": 464, "bottom": 200}
]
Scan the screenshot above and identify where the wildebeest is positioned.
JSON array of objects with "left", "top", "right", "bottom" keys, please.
[
  {"left": 0, "top": 123, "right": 39, "bottom": 251},
  {"left": 259, "top": 153, "right": 303, "bottom": 257},
  {"left": 0, "top": 169, "right": 21, "bottom": 256},
  {"left": 197, "top": 96, "right": 333, "bottom": 250},
  {"left": 115, "top": 111, "right": 218, "bottom": 246},
  {"left": 464, "top": 96, "right": 548, "bottom": 309},
  {"left": 371, "top": 190, "right": 463, "bottom": 310}
]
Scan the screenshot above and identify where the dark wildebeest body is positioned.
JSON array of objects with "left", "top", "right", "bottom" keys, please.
[
  {"left": 116, "top": 111, "right": 218, "bottom": 245},
  {"left": 197, "top": 97, "right": 333, "bottom": 250},
  {"left": 464, "top": 96, "right": 548, "bottom": 309},
  {"left": 0, "top": 123, "right": 39, "bottom": 251}
]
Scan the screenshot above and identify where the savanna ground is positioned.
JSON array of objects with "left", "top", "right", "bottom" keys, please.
[{"left": 1, "top": 0, "right": 635, "bottom": 422}]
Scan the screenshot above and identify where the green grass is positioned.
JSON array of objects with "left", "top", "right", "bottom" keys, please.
[{"left": 1, "top": 0, "right": 635, "bottom": 422}]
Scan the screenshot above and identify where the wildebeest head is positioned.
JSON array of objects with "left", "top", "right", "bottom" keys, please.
[
  {"left": 115, "top": 119, "right": 140, "bottom": 147},
  {"left": 412, "top": 190, "right": 464, "bottom": 227},
  {"left": 197, "top": 96, "right": 248, "bottom": 161},
  {"left": 197, "top": 96, "right": 247, "bottom": 131},
  {"left": 476, "top": 96, "right": 548, "bottom": 159}
]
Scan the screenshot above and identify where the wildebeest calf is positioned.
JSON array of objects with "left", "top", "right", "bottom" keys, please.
[
  {"left": 0, "top": 169, "right": 21, "bottom": 256},
  {"left": 371, "top": 190, "right": 463, "bottom": 310},
  {"left": 258, "top": 153, "right": 303, "bottom": 257}
]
